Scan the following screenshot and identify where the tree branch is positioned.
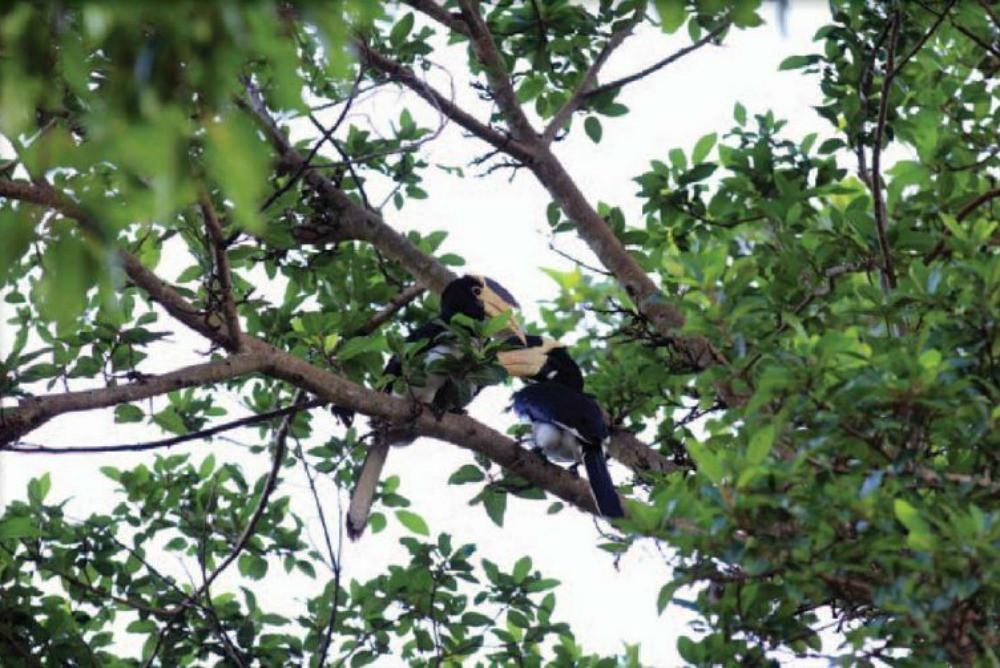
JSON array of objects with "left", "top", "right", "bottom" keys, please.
[
  {"left": 924, "top": 188, "right": 1000, "bottom": 263},
  {"left": 607, "top": 430, "right": 683, "bottom": 476},
  {"left": 0, "top": 355, "right": 266, "bottom": 446},
  {"left": 870, "top": 12, "right": 901, "bottom": 293},
  {"left": 889, "top": 0, "right": 957, "bottom": 79},
  {"left": 353, "top": 284, "right": 426, "bottom": 337},
  {"left": 354, "top": 41, "right": 536, "bottom": 164},
  {"left": 455, "top": 0, "right": 538, "bottom": 141},
  {"left": 583, "top": 23, "right": 728, "bottom": 102},
  {"left": 3, "top": 399, "right": 325, "bottom": 454},
  {"left": 238, "top": 84, "right": 458, "bottom": 293},
  {"left": 541, "top": 11, "right": 644, "bottom": 144},
  {"left": 258, "top": 65, "right": 364, "bottom": 213},
  {"left": 400, "top": 0, "right": 470, "bottom": 36},
  {"left": 200, "top": 193, "right": 242, "bottom": 351},
  {"left": 192, "top": 393, "right": 301, "bottom": 599}
]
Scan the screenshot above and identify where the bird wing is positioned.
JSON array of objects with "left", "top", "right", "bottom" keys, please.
[
  {"left": 383, "top": 321, "right": 447, "bottom": 381},
  {"left": 512, "top": 383, "right": 609, "bottom": 448}
]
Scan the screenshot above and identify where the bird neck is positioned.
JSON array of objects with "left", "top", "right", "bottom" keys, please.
[{"left": 544, "top": 353, "right": 585, "bottom": 392}]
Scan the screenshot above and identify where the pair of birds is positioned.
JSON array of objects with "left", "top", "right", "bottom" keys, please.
[{"left": 346, "top": 274, "right": 624, "bottom": 540}]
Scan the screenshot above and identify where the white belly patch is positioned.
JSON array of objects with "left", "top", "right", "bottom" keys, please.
[{"left": 531, "top": 422, "right": 583, "bottom": 463}]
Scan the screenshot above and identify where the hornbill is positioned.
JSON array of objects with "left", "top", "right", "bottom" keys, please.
[
  {"left": 346, "top": 275, "right": 524, "bottom": 539},
  {"left": 498, "top": 336, "right": 625, "bottom": 519}
]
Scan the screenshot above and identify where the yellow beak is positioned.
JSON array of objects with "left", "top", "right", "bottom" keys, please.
[
  {"left": 497, "top": 347, "right": 548, "bottom": 378},
  {"left": 481, "top": 286, "right": 526, "bottom": 344}
]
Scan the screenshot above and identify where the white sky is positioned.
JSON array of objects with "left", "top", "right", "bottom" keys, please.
[{"left": 1, "top": 4, "right": 842, "bottom": 665}]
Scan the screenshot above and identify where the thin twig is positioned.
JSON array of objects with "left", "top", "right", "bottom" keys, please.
[
  {"left": 258, "top": 66, "right": 365, "bottom": 213},
  {"left": 3, "top": 399, "right": 325, "bottom": 454},
  {"left": 870, "top": 12, "right": 901, "bottom": 293},
  {"left": 200, "top": 192, "right": 242, "bottom": 350},
  {"left": 542, "top": 9, "right": 644, "bottom": 143},
  {"left": 889, "top": 0, "right": 957, "bottom": 78},
  {"left": 583, "top": 23, "right": 728, "bottom": 102},
  {"left": 192, "top": 394, "right": 302, "bottom": 598},
  {"left": 923, "top": 188, "right": 1000, "bottom": 263},
  {"left": 547, "top": 242, "right": 612, "bottom": 276},
  {"left": 294, "top": 424, "right": 343, "bottom": 667},
  {"left": 980, "top": 0, "right": 1000, "bottom": 30},
  {"left": 353, "top": 284, "right": 426, "bottom": 337}
]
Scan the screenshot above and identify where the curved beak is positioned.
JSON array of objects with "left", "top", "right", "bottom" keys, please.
[
  {"left": 497, "top": 347, "right": 547, "bottom": 378},
  {"left": 481, "top": 286, "right": 526, "bottom": 344}
]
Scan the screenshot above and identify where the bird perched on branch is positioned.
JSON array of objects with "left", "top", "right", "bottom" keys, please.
[
  {"left": 347, "top": 275, "right": 524, "bottom": 539},
  {"left": 498, "top": 336, "right": 625, "bottom": 519}
]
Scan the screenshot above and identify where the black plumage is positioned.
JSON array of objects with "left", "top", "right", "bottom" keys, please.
[
  {"left": 347, "top": 275, "right": 522, "bottom": 539},
  {"left": 500, "top": 336, "right": 625, "bottom": 519}
]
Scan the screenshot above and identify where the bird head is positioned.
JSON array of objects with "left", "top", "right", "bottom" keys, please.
[
  {"left": 441, "top": 274, "right": 525, "bottom": 343},
  {"left": 497, "top": 335, "right": 584, "bottom": 391}
]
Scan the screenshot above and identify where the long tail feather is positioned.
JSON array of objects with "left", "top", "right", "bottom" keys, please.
[
  {"left": 583, "top": 448, "right": 625, "bottom": 519},
  {"left": 346, "top": 439, "right": 390, "bottom": 540}
]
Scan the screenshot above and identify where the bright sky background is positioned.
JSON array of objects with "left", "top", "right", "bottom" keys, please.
[{"left": 2, "top": 4, "right": 841, "bottom": 665}]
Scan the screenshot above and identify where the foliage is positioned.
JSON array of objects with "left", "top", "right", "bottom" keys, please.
[{"left": 1, "top": 0, "right": 999, "bottom": 666}]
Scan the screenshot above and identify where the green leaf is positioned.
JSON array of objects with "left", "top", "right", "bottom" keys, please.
[
  {"left": 483, "top": 489, "right": 507, "bottom": 527},
  {"left": 691, "top": 132, "right": 717, "bottom": 163},
  {"left": 687, "top": 441, "right": 725, "bottom": 483},
  {"left": 655, "top": 0, "right": 686, "bottom": 33},
  {"left": 746, "top": 424, "right": 776, "bottom": 464},
  {"left": 198, "top": 454, "right": 216, "bottom": 478},
  {"left": 0, "top": 516, "right": 43, "bottom": 539},
  {"left": 734, "top": 101, "right": 747, "bottom": 126},
  {"left": 512, "top": 556, "right": 531, "bottom": 583},
  {"left": 656, "top": 580, "right": 682, "bottom": 615},
  {"left": 778, "top": 55, "right": 814, "bottom": 71},
  {"left": 204, "top": 113, "right": 269, "bottom": 233},
  {"left": 115, "top": 404, "right": 144, "bottom": 423},
  {"left": 38, "top": 233, "right": 96, "bottom": 330},
  {"left": 516, "top": 76, "right": 545, "bottom": 103},
  {"left": 238, "top": 553, "right": 268, "bottom": 580},
  {"left": 584, "top": 116, "right": 602, "bottom": 143},
  {"left": 389, "top": 12, "right": 415, "bottom": 47},
  {"left": 448, "top": 464, "right": 485, "bottom": 485},
  {"left": 395, "top": 509, "right": 429, "bottom": 536}
]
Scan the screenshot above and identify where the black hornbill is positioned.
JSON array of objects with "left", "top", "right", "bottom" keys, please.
[
  {"left": 498, "top": 336, "right": 625, "bottom": 519},
  {"left": 346, "top": 275, "right": 524, "bottom": 539}
]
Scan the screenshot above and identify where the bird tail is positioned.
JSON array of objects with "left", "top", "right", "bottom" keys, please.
[
  {"left": 583, "top": 447, "right": 625, "bottom": 519},
  {"left": 346, "top": 438, "right": 391, "bottom": 540}
]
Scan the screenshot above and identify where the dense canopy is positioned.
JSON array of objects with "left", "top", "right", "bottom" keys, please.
[{"left": 1, "top": 1, "right": 998, "bottom": 665}]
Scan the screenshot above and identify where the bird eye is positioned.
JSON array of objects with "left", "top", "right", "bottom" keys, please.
[{"left": 472, "top": 286, "right": 482, "bottom": 296}]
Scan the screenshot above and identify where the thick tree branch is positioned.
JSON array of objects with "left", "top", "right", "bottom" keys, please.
[
  {"left": 400, "top": 0, "right": 470, "bottom": 36},
  {"left": 541, "top": 12, "right": 644, "bottom": 143},
  {"left": 238, "top": 85, "right": 458, "bottom": 293},
  {"left": 354, "top": 41, "right": 536, "bottom": 164},
  {"left": 608, "top": 430, "right": 683, "bottom": 476},
  {"left": 0, "top": 179, "right": 611, "bottom": 512},
  {"left": 0, "top": 355, "right": 266, "bottom": 446},
  {"left": 455, "top": 0, "right": 538, "bottom": 141},
  {"left": 257, "top": 345, "right": 603, "bottom": 514},
  {"left": 583, "top": 23, "right": 729, "bottom": 103},
  {"left": 356, "top": 26, "right": 731, "bottom": 384},
  {"left": 200, "top": 193, "right": 242, "bottom": 351}
]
